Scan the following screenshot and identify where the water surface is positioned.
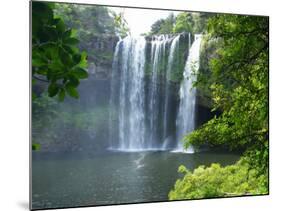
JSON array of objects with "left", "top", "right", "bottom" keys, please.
[{"left": 32, "top": 151, "right": 239, "bottom": 209}]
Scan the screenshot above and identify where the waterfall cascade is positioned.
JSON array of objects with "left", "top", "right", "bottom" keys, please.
[
  {"left": 175, "top": 34, "right": 202, "bottom": 153},
  {"left": 109, "top": 34, "right": 202, "bottom": 152},
  {"left": 148, "top": 35, "right": 170, "bottom": 149},
  {"left": 111, "top": 36, "right": 147, "bottom": 150},
  {"left": 162, "top": 35, "right": 180, "bottom": 148}
]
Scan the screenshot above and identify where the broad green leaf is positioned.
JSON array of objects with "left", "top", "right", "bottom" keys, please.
[
  {"left": 63, "top": 29, "right": 72, "bottom": 39},
  {"left": 36, "top": 68, "right": 48, "bottom": 75},
  {"left": 73, "top": 54, "right": 81, "bottom": 65},
  {"left": 72, "top": 67, "right": 88, "bottom": 79},
  {"left": 48, "top": 83, "right": 59, "bottom": 97},
  {"left": 70, "top": 29, "right": 78, "bottom": 37},
  {"left": 79, "top": 51, "right": 88, "bottom": 68},
  {"left": 68, "top": 74, "right": 80, "bottom": 87},
  {"left": 32, "top": 57, "right": 47, "bottom": 67},
  {"left": 58, "top": 88, "right": 66, "bottom": 101},
  {"left": 64, "top": 38, "right": 79, "bottom": 45},
  {"left": 65, "top": 83, "right": 79, "bottom": 98},
  {"left": 59, "top": 46, "right": 72, "bottom": 66},
  {"left": 32, "top": 2, "right": 53, "bottom": 23},
  {"left": 56, "top": 19, "right": 65, "bottom": 33},
  {"left": 62, "top": 44, "right": 74, "bottom": 54}
]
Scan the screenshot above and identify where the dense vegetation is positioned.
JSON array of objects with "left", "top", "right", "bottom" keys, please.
[
  {"left": 149, "top": 13, "right": 175, "bottom": 35},
  {"left": 169, "top": 14, "right": 269, "bottom": 198},
  {"left": 169, "top": 159, "right": 268, "bottom": 200},
  {"left": 32, "top": 2, "right": 122, "bottom": 150},
  {"left": 54, "top": 4, "right": 129, "bottom": 66},
  {"left": 32, "top": 2, "right": 269, "bottom": 200},
  {"left": 149, "top": 12, "right": 212, "bottom": 35},
  {"left": 32, "top": 2, "right": 88, "bottom": 101},
  {"left": 32, "top": 1, "right": 129, "bottom": 98}
]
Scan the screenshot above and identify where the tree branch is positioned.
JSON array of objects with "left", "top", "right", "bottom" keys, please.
[{"left": 33, "top": 75, "right": 49, "bottom": 83}]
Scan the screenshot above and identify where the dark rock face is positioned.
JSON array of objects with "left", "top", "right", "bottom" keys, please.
[{"left": 83, "top": 35, "right": 119, "bottom": 80}]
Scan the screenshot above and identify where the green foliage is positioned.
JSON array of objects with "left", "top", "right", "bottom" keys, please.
[
  {"left": 32, "top": 143, "right": 41, "bottom": 151},
  {"left": 173, "top": 13, "right": 194, "bottom": 33},
  {"left": 185, "top": 15, "right": 269, "bottom": 168},
  {"left": 149, "top": 12, "right": 212, "bottom": 35},
  {"left": 169, "top": 159, "right": 268, "bottom": 200},
  {"left": 195, "top": 35, "right": 221, "bottom": 97},
  {"left": 54, "top": 3, "right": 121, "bottom": 66},
  {"left": 192, "top": 13, "right": 213, "bottom": 33},
  {"left": 149, "top": 13, "right": 175, "bottom": 35},
  {"left": 173, "top": 12, "right": 213, "bottom": 34},
  {"left": 32, "top": 2, "right": 88, "bottom": 100},
  {"left": 54, "top": 4, "right": 116, "bottom": 37},
  {"left": 171, "top": 14, "right": 269, "bottom": 200},
  {"left": 112, "top": 11, "right": 130, "bottom": 37}
]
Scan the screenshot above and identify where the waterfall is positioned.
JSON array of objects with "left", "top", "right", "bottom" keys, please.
[
  {"left": 109, "top": 33, "right": 199, "bottom": 152},
  {"left": 175, "top": 34, "right": 202, "bottom": 153},
  {"left": 162, "top": 35, "right": 180, "bottom": 148},
  {"left": 116, "top": 36, "right": 147, "bottom": 151},
  {"left": 148, "top": 35, "right": 170, "bottom": 148},
  {"left": 109, "top": 39, "right": 122, "bottom": 148}
]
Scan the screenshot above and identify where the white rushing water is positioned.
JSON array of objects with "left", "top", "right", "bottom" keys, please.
[
  {"left": 109, "top": 34, "right": 201, "bottom": 152},
  {"left": 109, "top": 39, "right": 122, "bottom": 148},
  {"left": 148, "top": 35, "right": 170, "bottom": 148},
  {"left": 162, "top": 35, "right": 180, "bottom": 146},
  {"left": 175, "top": 34, "right": 202, "bottom": 153},
  {"left": 118, "top": 36, "right": 146, "bottom": 150}
]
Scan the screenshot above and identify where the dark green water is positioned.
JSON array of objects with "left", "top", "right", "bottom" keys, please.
[{"left": 32, "top": 151, "right": 240, "bottom": 209}]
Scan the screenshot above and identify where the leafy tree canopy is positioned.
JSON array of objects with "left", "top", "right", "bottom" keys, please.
[
  {"left": 32, "top": 2, "right": 88, "bottom": 100},
  {"left": 149, "top": 13, "right": 175, "bottom": 35},
  {"left": 53, "top": 3, "right": 129, "bottom": 66},
  {"left": 112, "top": 11, "right": 131, "bottom": 38},
  {"left": 54, "top": 4, "right": 125, "bottom": 38},
  {"left": 186, "top": 15, "right": 268, "bottom": 167},
  {"left": 171, "top": 14, "right": 269, "bottom": 199},
  {"left": 169, "top": 159, "right": 268, "bottom": 200},
  {"left": 149, "top": 12, "right": 212, "bottom": 35},
  {"left": 173, "top": 12, "right": 194, "bottom": 33}
]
